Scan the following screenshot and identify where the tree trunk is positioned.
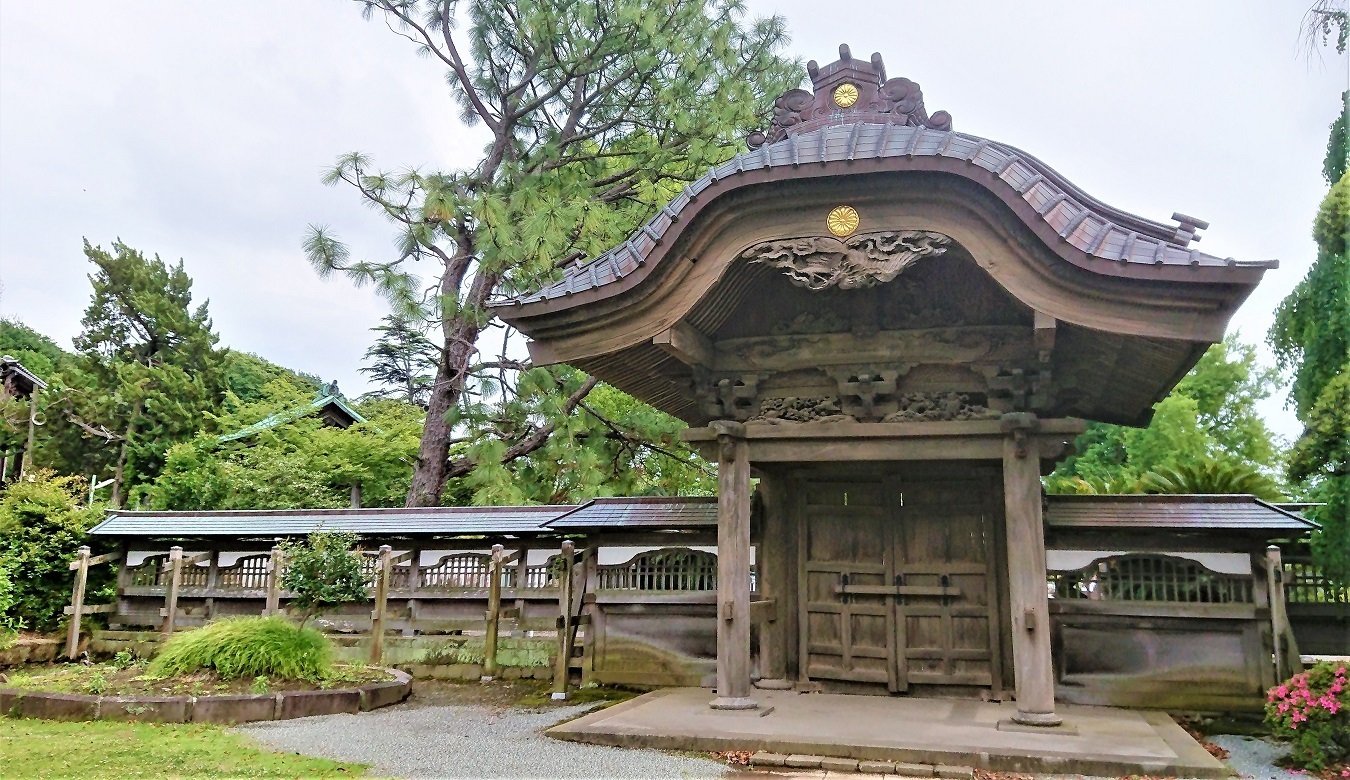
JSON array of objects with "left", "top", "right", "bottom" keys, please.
[{"left": 110, "top": 401, "right": 141, "bottom": 509}]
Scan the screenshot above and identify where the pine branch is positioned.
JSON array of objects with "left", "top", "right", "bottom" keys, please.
[{"left": 443, "top": 375, "right": 599, "bottom": 478}]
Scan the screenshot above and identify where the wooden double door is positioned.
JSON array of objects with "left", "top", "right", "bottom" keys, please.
[{"left": 798, "top": 467, "right": 1005, "bottom": 694}]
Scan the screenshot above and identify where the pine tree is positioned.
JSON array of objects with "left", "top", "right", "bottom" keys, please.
[
  {"left": 57, "top": 240, "right": 225, "bottom": 506},
  {"left": 307, "top": 0, "right": 798, "bottom": 506},
  {"left": 359, "top": 315, "right": 438, "bottom": 407}
]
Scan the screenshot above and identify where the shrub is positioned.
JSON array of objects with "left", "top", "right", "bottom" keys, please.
[
  {"left": 148, "top": 616, "right": 332, "bottom": 681},
  {"left": 0, "top": 471, "right": 103, "bottom": 632},
  {"left": 1265, "top": 661, "right": 1350, "bottom": 771},
  {"left": 279, "top": 531, "right": 369, "bottom": 628}
]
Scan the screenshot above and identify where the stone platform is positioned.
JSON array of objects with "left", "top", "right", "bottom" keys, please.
[{"left": 545, "top": 688, "right": 1229, "bottom": 778}]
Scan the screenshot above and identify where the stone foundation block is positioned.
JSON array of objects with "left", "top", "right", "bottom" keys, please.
[
  {"left": 894, "top": 763, "right": 937, "bottom": 777},
  {"left": 278, "top": 689, "right": 360, "bottom": 719},
  {"left": 785, "top": 755, "right": 823, "bottom": 769},
  {"left": 0, "top": 689, "right": 23, "bottom": 717},
  {"left": 99, "top": 695, "right": 191, "bottom": 723},
  {"left": 359, "top": 672, "right": 411, "bottom": 711},
  {"left": 821, "top": 757, "right": 861, "bottom": 772},
  {"left": 19, "top": 692, "right": 99, "bottom": 721},
  {"left": 936, "top": 766, "right": 974, "bottom": 779},
  {"left": 750, "top": 752, "right": 788, "bottom": 767},
  {"left": 502, "top": 666, "right": 523, "bottom": 680},
  {"left": 859, "top": 760, "right": 898, "bottom": 774},
  {"left": 191, "top": 694, "right": 277, "bottom": 724}
]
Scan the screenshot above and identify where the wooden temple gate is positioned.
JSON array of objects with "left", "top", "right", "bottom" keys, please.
[{"left": 493, "top": 46, "right": 1280, "bottom": 724}]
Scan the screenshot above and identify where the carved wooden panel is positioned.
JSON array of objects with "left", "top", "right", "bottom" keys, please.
[{"left": 742, "top": 231, "right": 950, "bottom": 291}]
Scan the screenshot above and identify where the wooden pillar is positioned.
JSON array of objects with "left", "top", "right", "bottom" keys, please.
[
  {"left": 551, "top": 540, "right": 576, "bottom": 700},
  {"left": 370, "top": 544, "right": 392, "bottom": 665},
  {"left": 264, "top": 544, "right": 283, "bottom": 617},
  {"left": 65, "top": 545, "right": 91, "bottom": 659},
  {"left": 1001, "top": 414, "right": 1059, "bottom": 726},
  {"left": 756, "top": 474, "right": 792, "bottom": 689},
  {"left": 350, "top": 482, "right": 362, "bottom": 508},
  {"left": 483, "top": 544, "right": 504, "bottom": 680},
  {"left": 20, "top": 391, "right": 38, "bottom": 478},
  {"left": 161, "top": 546, "right": 184, "bottom": 641},
  {"left": 712, "top": 421, "right": 756, "bottom": 710}
]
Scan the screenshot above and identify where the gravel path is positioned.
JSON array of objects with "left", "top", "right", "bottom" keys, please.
[
  {"left": 237, "top": 703, "right": 730, "bottom": 779},
  {"left": 1208, "top": 735, "right": 1304, "bottom": 780}
]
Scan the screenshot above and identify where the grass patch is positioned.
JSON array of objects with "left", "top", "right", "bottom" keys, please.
[
  {"left": 4, "top": 659, "right": 390, "bottom": 698},
  {"left": 0, "top": 717, "right": 367, "bottom": 778},
  {"left": 150, "top": 616, "right": 332, "bottom": 680},
  {"left": 513, "top": 682, "right": 640, "bottom": 709}
]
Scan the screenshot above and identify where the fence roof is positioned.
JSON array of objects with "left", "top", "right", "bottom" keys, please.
[
  {"left": 1045, "top": 494, "right": 1319, "bottom": 533},
  {"left": 91, "top": 494, "right": 1314, "bottom": 540},
  {"left": 546, "top": 497, "right": 718, "bottom": 530},
  {"left": 89, "top": 505, "right": 576, "bottom": 539}
]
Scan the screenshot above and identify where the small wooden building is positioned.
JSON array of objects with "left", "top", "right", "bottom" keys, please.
[
  {"left": 491, "top": 46, "right": 1278, "bottom": 724},
  {"left": 0, "top": 354, "right": 46, "bottom": 483}
]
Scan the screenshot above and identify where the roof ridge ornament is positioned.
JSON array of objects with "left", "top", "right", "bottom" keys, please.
[{"left": 747, "top": 45, "right": 952, "bottom": 150}]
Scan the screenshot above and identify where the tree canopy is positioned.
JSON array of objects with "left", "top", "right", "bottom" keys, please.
[
  {"left": 1047, "top": 335, "right": 1284, "bottom": 495},
  {"left": 1268, "top": 88, "right": 1350, "bottom": 582},
  {"left": 307, "top": 0, "right": 798, "bottom": 506}
]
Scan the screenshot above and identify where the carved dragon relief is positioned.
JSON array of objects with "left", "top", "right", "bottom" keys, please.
[{"left": 742, "top": 231, "right": 951, "bottom": 291}]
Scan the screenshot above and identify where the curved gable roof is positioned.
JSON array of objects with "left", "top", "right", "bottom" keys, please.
[{"left": 495, "top": 121, "right": 1272, "bottom": 319}]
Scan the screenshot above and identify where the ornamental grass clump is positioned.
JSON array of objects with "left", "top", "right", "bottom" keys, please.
[
  {"left": 1265, "top": 661, "right": 1350, "bottom": 772},
  {"left": 148, "top": 616, "right": 332, "bottom": 681}
]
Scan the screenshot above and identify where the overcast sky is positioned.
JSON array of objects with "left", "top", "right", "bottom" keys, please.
[{"left": 1, "top": 2, "right": 1345, "bottom": 441}]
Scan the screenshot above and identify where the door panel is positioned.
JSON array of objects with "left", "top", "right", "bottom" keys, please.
[
  {"left": 894, "top": 475, "right": 999, "bottom": 689},
  {"left": 802, "top": 482, "right": 894, "bottom": 686},
  {"left": 798, "top": 469, "right": 1003, "bottom": 694}
]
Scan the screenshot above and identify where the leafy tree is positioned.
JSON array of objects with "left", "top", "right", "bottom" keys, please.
[
  {"left": 278, "top": 532, "right": 369, "bottom": 629},
  {"left": 1139, "top": 459, "right": 1284, "bottom": 500},
  {"left": 0, "top": 471, "right": 103, "bottom": 633},
  {"left": 359, "top": 315, "right": 437, "bottom": 407},
  {"left": 222, "top": 350, "right": 320, "bottom": 405},
  {"left": 34, "top": 242, "right": 227, "bottom": 506},
  {"left": 1269, "top": 89, "right": 1350, "bottom": 583},
  {"left": 307, "top": 0, "right": 799, "bottom": 506},
  {"left": 1048, "top": 335, "right": 1283, "bottom": 492},
  {"left": 139, "top": 381, "right": 423, "bottom": 510}
]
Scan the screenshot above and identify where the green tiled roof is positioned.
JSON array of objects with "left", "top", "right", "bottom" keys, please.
[{"left": 218, "top": 381, "right": 366, "bottom": 443}]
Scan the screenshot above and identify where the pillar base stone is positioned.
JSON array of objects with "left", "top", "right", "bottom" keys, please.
[
  {"left": 709, "top": 696, "right": 759, "bottom": 711},
  {"left": 754, "top": 678, "right": 794, "bottom": 690},
  {"left": 1011, "top": 709, "right": 1063, "bottom": 727}
]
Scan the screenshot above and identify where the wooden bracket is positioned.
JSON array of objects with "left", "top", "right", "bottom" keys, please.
[
  {"left": 1034, "top": 311, "right": 1056, "bottom": 363},
  {"left": 653, "top": 322, "right": 716, "bottom": 367}
]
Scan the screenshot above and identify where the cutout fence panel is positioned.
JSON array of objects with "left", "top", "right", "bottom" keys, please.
[{"left": 1049, "top": 553, "right": 1254, "bottom": 604}]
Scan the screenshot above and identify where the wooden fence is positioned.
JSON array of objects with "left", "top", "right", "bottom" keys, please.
[{"left": 1283, "top": 554, "right": 1350, "bottom": 656}]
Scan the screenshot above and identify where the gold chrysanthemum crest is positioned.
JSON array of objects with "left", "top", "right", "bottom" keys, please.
[
  {"left": 832, "top": 83, "right": 859, "bottom": 108},
  {"left": 826, "top": 205, "right": 859, "bottom": 237}
]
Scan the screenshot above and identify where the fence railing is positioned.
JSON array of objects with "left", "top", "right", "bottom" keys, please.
[
  {"left": 597, "top": 548, "right": 719, "bottom": 591},
  {"left": 1049, "top": 554, "right": 1254, "bottom": 604},
  {"left": 1283, "top": 556, "right": 1349, "bottom": 604}
]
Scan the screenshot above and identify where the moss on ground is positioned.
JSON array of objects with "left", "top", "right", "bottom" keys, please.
[
  {"left": 414, "top": 637, "right": 552, "bottom": 667},
  {"left": 3, "top": 659, "right": 389, "bottom": 697},
  {"left": 0, "top": 718, "right": 368, "bottom": 778}
]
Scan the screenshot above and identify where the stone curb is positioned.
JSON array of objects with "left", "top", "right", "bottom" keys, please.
[
  {"left": 750, "top": 752, "right": 972, "bottom": 777},
  {"left": 0, "top": 668, "right": 411, "bottom": 724}
]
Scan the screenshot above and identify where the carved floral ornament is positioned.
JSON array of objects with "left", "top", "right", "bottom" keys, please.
[{"left": 741, "top": 230, "right": 952, "bottom": 291}]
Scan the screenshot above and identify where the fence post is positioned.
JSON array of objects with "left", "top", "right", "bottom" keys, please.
[
  {"left": 580, "top": 546, "right": 599, "bottom": 687},
  {"left": 161, "top": 546, "right": 184, "bottom": 641},
  {"left": 65, "top": 546, "right": 91, "bottom": 659},
  {"left": 483, "top": 544, "right": 505, "bottom": 681},
  {"left": 551, "top": 540, "right": 576, "bottom": 700},
  {"left": 370, "top": 545, "right": 392, "bottom": 665},
  {"left": 1265, "top": 545, "right": 1303, "bottom": 680},
  {"left": 265, "top": 544, "right": 283, "bottom": 617}
]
